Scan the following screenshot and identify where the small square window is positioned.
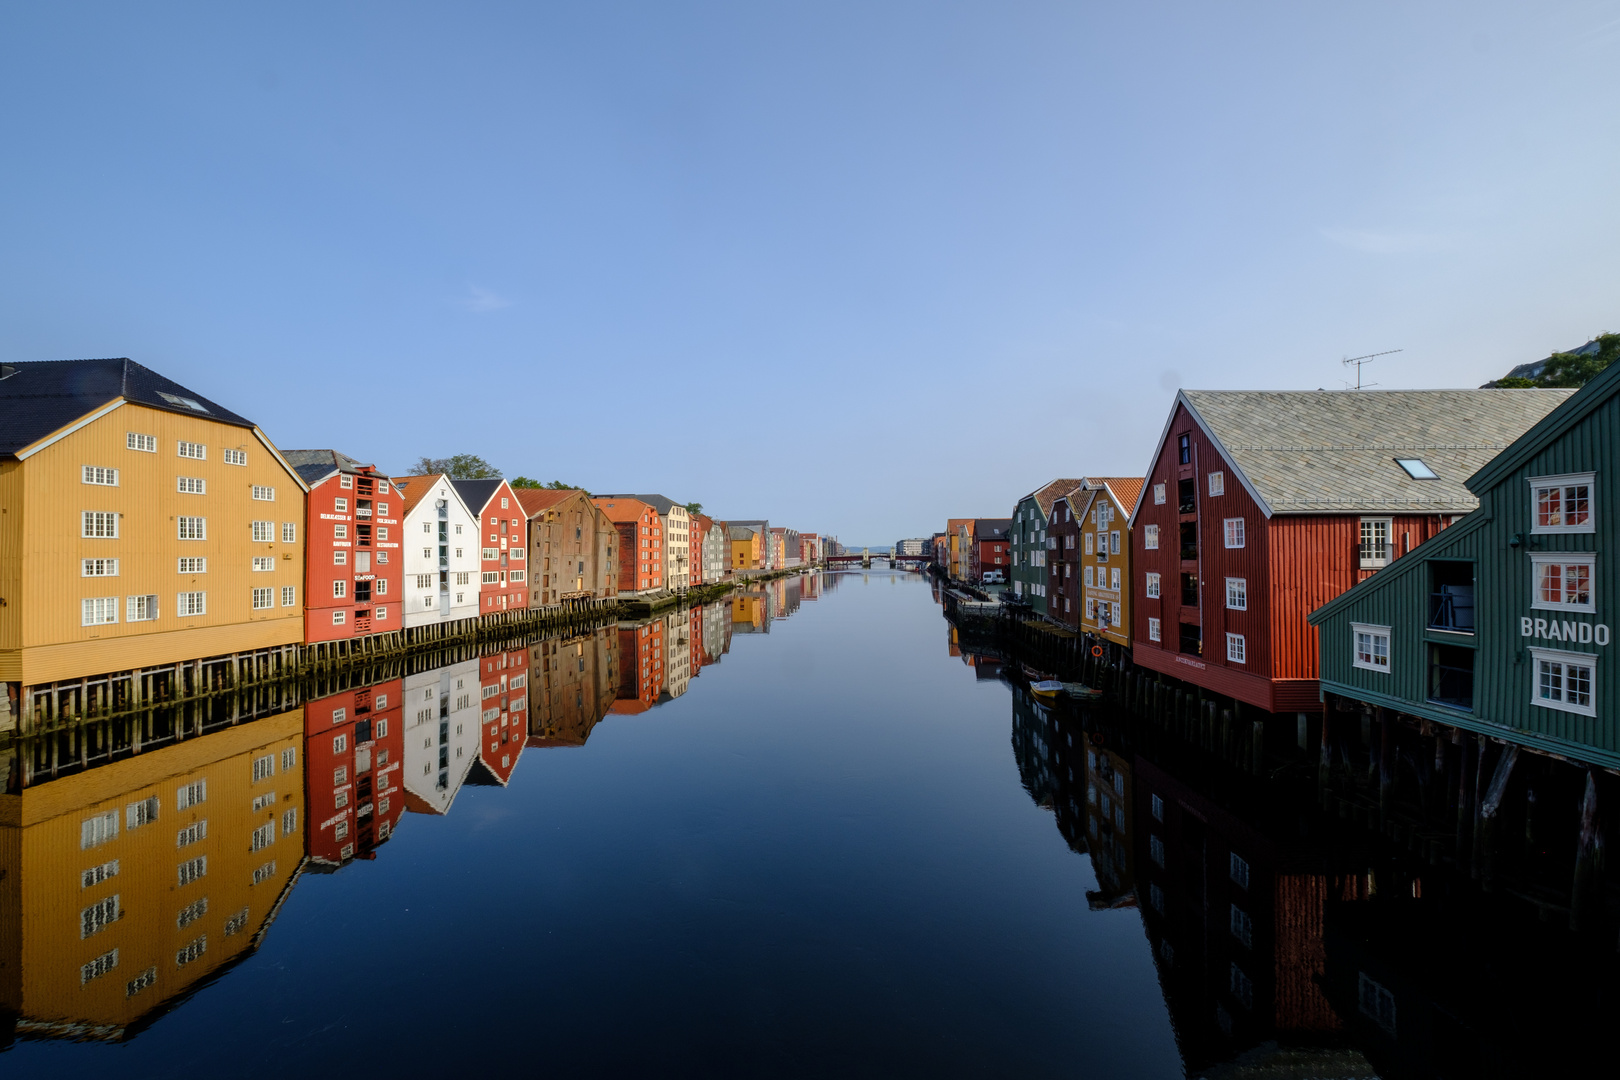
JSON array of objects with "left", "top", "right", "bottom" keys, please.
[
  {"left": 1353, "top": 622, "right": 1391, "bottom": 672},
  {"left": 1226, "top": 633, "right": 1246, "bottom": 664}
]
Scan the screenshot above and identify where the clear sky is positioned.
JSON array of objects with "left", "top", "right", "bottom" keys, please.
[{"left": 5, "top": 3, "right": 1618, "bottom": 544}]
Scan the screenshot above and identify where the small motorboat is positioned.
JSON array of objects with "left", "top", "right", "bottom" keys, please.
[
  {"left": 1061, "top": 682, "right": 1102, "bottom": 701},
  {"left": 1030, "top": 680, "right": 1064, "bottom": 699}
]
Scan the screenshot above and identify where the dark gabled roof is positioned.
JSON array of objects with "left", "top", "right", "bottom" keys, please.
[
  {"left": 0, "top": 357, "right": 256, "bottom": 456},
  {"left": 451, "top": 478, "right": 506, "bottom": 514},
  {"left": 599, "top": 493, "right": 682, "bottom": 516},
  {"left": 1468, "top": 354, "right": 1620, "bottom": 493},
  {"left": 974, "top": 518, "right": 1012, "bottom": 541},
  {"left": 281, "top": 449, "right": 375, "bottom": 487}
]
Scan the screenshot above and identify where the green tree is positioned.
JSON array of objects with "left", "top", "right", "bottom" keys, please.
[
  {"left": 1536, "top": 333, "right": 1619, "bottom": 388},
  {"left": 509, "top": 476, "right": 542, "bottom": 488},
  {"left": 411, "top": 454, "right": 500, "bottom": 479},
  {"left": 1494, "top": 376, "right": 1536, "bottom": 388},
  {"left": 685, "top": 501, "right": 703, "bottom": 516}
]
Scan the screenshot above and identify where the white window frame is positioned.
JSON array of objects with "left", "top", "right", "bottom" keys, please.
[
  {"left": 82, "top": 465, "right": 119, "bottom": 486},
  {"left": 1528, "top": 472, "right": 1595, "bottom": 535},
  {"left": 1153, "top": 483, "right": 1165, "bottom": 505},
  {"left": 1148, "top": 617, "right": 1162, "bottom": 642},
  {"left": 127, "top": 594, "right": 159, "bottom": 621},
  {"left": 126, "top": 432, "right": 156, "bottom": 453},
  {"left": 1226, "top": 633, "right": 1246, "bottom": 664},
  {"left": 252, "top": 485, "right": 276, "bottom": 501},
  {"left": 176, "top": 476, "right": 206, "bottom": 494},
  {"left": 1351, "top": 622, "right": 1391, "bottom": 673},
  {"left": 281, "top": 586, "right": 296, "bottom": 606},
  {"left": 1111, "top": 567, "right": 1121, "bottom": 590},
  {"left": 1359, "top": 517, "right": 1392, "bottom": 569},
  {"left": 81, "top": 597, "right": 119, "bottom": 626},
  {"left": 1223, "top": 518, "right": 1245, "bottom": 549},
  {"left": 252, "top": 556, "right": 274, "bottom": 572},
  {"left": 251, "top": 520, "right": 273, "bottom": 542},
  {"left": 1145, "top": 572, "right": 1160, "bottom": 598},
  {"left": 222, "top": 447, "right": 247, "bottom": 466},
  {"left": 1110, "top": 531, "right": 1120, "bottom": 555},
  {"left": 82, "top": 558, "right": 119, "bottom": 577},
  {"left": 1530, "top": 553, "right": 1596, "bottom": 613},
  {"left": 177, "top": 516, "right": 207, "bottom": 541},
  {"left": 282, "top": 522, "right": 297, "bottom": 543},
  {"left": 1529, "top": 646, "right": 1597, "bottom": 717},
  {"left": 252, "top": 587, "right": 274, "bottom": 609},
  {"left": 177, "top": 591, "right": 207, "bottom": 617},
  {"left": 1144, "top": 524, "right": 1159, "bottom": 550},
  {"left": 177, "top": 440, "right": 206, "bottom": 461},
  {"left": 1208, "top": 471, "right": 1224, "bottom": 496},
  {"left": 178, "top": 557, "right": 207, "bottom": 573},
  {"left": 82, "top": 511, "right": 119, "bottom": 539},
  {"left": 1225, "top": 577, "right": 1246, "bottom": 610},
  {"left": 1083, "top": 566, "right": 1094, "bottom": 587}
]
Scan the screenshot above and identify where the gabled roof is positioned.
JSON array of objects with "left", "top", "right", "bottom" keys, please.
[
  {"left": 1468, "top": 356, "right": 1620, "bottom": 492},
  {"left": 593, "top": 496, "right": 654, "bottom": 523},
  {"left": 728, "top": 525, "right": 755, "bottom": 540},
  {"left": 514, "top": 487, "right": 580, "bottom": 517},
  {"left": 974, "top": 518, "right": 1012, "bottom": 541},
  {"left": 599, "top": 493, "right": 681, "bottom": 516},
  {"left": 1131, "top": 388, "right": 1572, "bottom": 524},
  {"left": 1082, "top": 476, "right": 1145, "bottom": 516},
  {"left": 1060, "top": 487, "right": 1099, "bottom": 519},
  {"left": 1020, "top": 478, "right": 1085, "bottom": 519},
  {"left": 451, "top": 478, "right": 508, "bottom": 515},
  {"left": 0, "top": 357, "right": 256, "bottom": 456},
  {"left": 282, "top": 449, "right": 377, "bottom": 488},
  {"left": 392, "top": 473, "right": 471, "bottom": 520}
]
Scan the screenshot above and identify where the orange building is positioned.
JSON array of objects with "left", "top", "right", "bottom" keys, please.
[
  {"left": 593, "top": 497, "right": 663, "bottom": 594},
  {"left": 613, "top": 620, "right": 666, "bottom": 712}
]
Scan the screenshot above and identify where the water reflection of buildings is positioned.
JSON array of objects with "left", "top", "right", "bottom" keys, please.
[
  {"left": 615, "top": 620, "right": 666, "bottom": 713},
  {"left": 0, "top": 709, "right": 307, "bottom": 1041},
  {"left": 527, "top": 627, "right": 617, "bottom": 748},
  {"left": 402, "top": 658, "right": 482, "bottom": 816},
  {"left": 304, "top": 681, "right": 404, "bottom": 867},
  {"left": 468, "top": 648, "right": 528, "bottom": 786},
  {"left": 1082, "top": 741, "right": 1135, "bottom": 910}
]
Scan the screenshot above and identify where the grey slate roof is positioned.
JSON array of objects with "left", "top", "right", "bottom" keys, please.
[
  {"left": 282, "top": 448, "right": 373, "bottom": 487},
  {"left": 451, "top": 478, "right": 506, "bottom": 514},
  {"left": 974, "top": 518, "right": 1012, "bottom": 541},
  {"left": 727, "top": 525, "right": 756, "bottom": 540},
  {"left": 1179, "top": 388, "right": 1574, "bottom": 516},
  {"left": 0, "top": 357, "right": 255, "bottom": 456},
  {"left": 599, "top": 493, "right": 681, "bottom": 516}
]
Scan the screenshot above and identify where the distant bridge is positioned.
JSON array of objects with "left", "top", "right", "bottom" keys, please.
[{"left": 825, "top": 550, "right": 930, "bottom": 571}]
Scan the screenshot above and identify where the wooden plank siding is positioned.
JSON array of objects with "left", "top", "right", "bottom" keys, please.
[{"left": 1311, "top": 378, "right": 1620, "bottom": 768}]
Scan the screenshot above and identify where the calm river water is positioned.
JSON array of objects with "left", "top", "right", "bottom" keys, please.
[{"left": 2, "top": 571, "right": 1612, "bottom": 1077}]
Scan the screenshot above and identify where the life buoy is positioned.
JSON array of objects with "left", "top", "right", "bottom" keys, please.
[{"left": 1091, "top": 645, "right": 1104, "bottom": 658}]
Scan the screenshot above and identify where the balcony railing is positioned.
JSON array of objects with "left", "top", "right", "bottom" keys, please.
[{"left": 1429, "top": 586, "right": 1475, "bottom": 632}]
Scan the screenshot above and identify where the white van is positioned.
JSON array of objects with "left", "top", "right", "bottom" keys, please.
[{"left": 981, "top": 570, "right": 1005, "bottom": 584}]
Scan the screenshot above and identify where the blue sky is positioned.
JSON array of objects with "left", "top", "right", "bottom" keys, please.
[{"left": 5, "top": 2, "right": 1619, "bottom": 544}]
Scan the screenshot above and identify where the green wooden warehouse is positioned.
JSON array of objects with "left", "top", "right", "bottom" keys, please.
[{"left": 1009, "top": 478, "right": 1080, "bottom": 617}]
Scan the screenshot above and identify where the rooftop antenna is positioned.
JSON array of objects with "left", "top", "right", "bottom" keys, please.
[{"left": 1342, "top": 348, "right": 1401, "bottom": 390}]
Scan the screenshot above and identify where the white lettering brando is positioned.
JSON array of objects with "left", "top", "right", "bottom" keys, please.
[{"left": 1522, "top": 616, "right": 1609, "bottom": 646}]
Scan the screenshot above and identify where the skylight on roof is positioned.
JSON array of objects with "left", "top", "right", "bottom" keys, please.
[
  {"left": 158, "top": 392, "right": 210, "bottom": 413},
  {"left": 1395, "top": 458, "right": 1437, "bottom": 479}
]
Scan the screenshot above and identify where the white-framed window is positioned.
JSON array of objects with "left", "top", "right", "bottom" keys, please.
[
  {"left": 1110, "top": 530, "right": 1121, "bottom": 555},
  {"left": 340, "top": 475, "right": 353, "bottom": 489},
  {"left": 178, "top": 557, "right": 206, "bottom": 573},
  {"left": 176, "top": 821, "right": 208, "bottom": 848},
  {"left": 177, "top": 591, "right": 206, "bottom": 617},
  {"left": 508, "top": 570, "right": 524, "bottom": 582},
  {"left": 252, "top": 556, "right": 274, "bottom": 572},
  {"left": 333, "top": 550, "right": 348, "bottom": 565},
  {"left": 177, "top": 855, "right": 206, "bottom": 886},
  {"left": 1153, "top": 483, "right": 1165, "bottom": 505},
  {"left": 1083, "top": 566, "right": 1094, "bottom": 587},
  {"left": 252, "top": 485, "right": 275, "bottom": 501},
  {"left": 1352, "top": 622, "right": 1391, "bottom": 672},
  {"left": 127, "top": 432, "right": 157, "bottom": 453},
  {"left": 1085, "top": 598, "right": 1097, "bottom": 621},
  {"left": 377, "top": 480, "right": 389, "bottom": 494},
  {"left": 332, "top": 610, "right": 346, "bottom": 624},
  {"left": 250, "top": 822, "right": 275, "bottom": 852},
  {"left": 1146, "top": 572, "right": 1161, "bottom": 598},
  {"left": 334, "top": 498, "right": 349, "bottom": 512},
  {"left": 81, "top": 810, "right": 118, "bottom": 849},
  {"left": 127, "top": 594, "right": 159, "bottom": 621},
  {"left": 1359, "top": 517, "right": 1392, "bottom": 568},
  {"left": 482, "top": 571, "right": 499, "bottom": 584},
  {"left": 282, "top": 808, "right": 297, "bottom": 836},
  {"left": 1358, "top": 972, "right": 1397, "bottom": 1036},
  {"left": 1223, "top": 518, "right": 1245, "bottom": 549},
  {"left": 176, "top": 779, "right": 206, "bottom": 809},
  {"left": 376, "top": 578, "right": 388, "bottom": 594},
  {"left": 83, "top": 465, "right": 119, "bottom": 486},
  {"left": 251, "top": 520, "right": 273, "bottom": 542},
  {"left": 81, "top": 894, "right": 120, "bottom": 939},
  {"left": 333, "top": 580, "right": 346, "bottom": 598},
  {"left": 82, "top": 511, "right": 118, "bottom": 538},
  {"left": 282, "top": 747, "right": 297, "bottom": 772},
  {"left": 1226, "top": 633, "right": 1246, "bottom": 663},
  {"left": 1144, "top": 524, "right": 1159, "bottom": 550},
  {"left": 1111, "top": 567, "right": 1121, "bottom": 590},
  {"left": 223, "top": 447, "right": 247, "bottom": 466},
  {"left": 1529, "top": 472, "right": 1594, "bottom": 534},
  {"left": 282, "top": 586, "right": 296, "bottom": 606},
  {"left": 177, "top": 441, "right": 205, "bottom": 460},
  {"left": 1531, "top": 554, "right": 1595, "bottom": 612},
  {"left": 176, "top": 476, "right": 206, "bottom": 494},
  {"left": 82, "top": 597, "right": 119, "bottom": 626},
  {"left": 178, "top": 516, "right": 206, "bottom": 541},
  {"left": 252, "top": 587, "right": 274, "bottom": 609},
  {"left": 126, "top": 965, "right": 158, "bottom": 996},
  {"left": 333, "top": 733, "right": 347, "bottom": 753},
  {"left": 82, "top": 558, "right": 119, "bottom": 577},
  {"left": 251, "top": 861, "right": 277, "bottom": 886},
  {"left": 1226, "top": 577, "right": 1246, "bottom": 610},
  {"left": 1530, "top": 647, "right": 1596, "bottom": 716},
  {"left": 176, "top": 935, "right": 207, "bottom": 967},
  {"left": 282, "top": 522, "right": 297, "bottom": 543},
  {"left": 177, "top": 897, "right": 208, "bottom": 929},
  {"left": 1083, "top": 533, "right": 1093, "bottom": 555},
  {"left": 334, "top": 524, "right": 348, "bottom": 539},
  {"left": 81, "top": 947, "right": 119, "bottom": 984},
  {"left": 1208, "top": 471, "right": 1224, "bottom": 496}
]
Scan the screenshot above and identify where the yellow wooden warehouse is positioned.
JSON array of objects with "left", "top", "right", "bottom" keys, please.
[{"left": 0, "top": 359, "right": 309, "bottom": 722}]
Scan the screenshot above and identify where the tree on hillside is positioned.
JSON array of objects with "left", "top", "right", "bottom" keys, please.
[
  {"left": 411, "top": 454, "right": 500, "bottom": 479},
  {"left": 1537, "top": 333, "right": 1619, "bottom": 388}
]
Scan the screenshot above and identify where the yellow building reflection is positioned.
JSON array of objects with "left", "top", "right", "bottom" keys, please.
[{"left": 0, "top": 710, "right": 306, "bottom": 1041}]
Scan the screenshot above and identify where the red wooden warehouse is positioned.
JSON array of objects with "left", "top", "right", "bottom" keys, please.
[
  {"left": 302, "top": 678, "right": 405, "bottom": 866},
  {"left": 1128, "top": 389, "right": 1568, "bottom": 714},
  {"left": 452, "top": 479, "right": 530, "bottom": 615},
  {"left": 284, "top": 450, "right": 403, "bottom": 643},
  {"left": 593, "top": 497, "right": 664, "bottom": 594}
]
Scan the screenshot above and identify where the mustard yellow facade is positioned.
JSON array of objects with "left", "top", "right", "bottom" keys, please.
[
  {"left": 1078, "top": 481, "right": 1142, "bottom": 651},
  {"left": 0, "top": 401, "right": 308, "bottom": 687},
  {"left": 0, "top": 710, "right": 306, "bottom": 1039}
]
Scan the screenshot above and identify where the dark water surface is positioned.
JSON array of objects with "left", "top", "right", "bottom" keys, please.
[{"left": 3, "top": 572, "right": 1613, "bottom": 1077}]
